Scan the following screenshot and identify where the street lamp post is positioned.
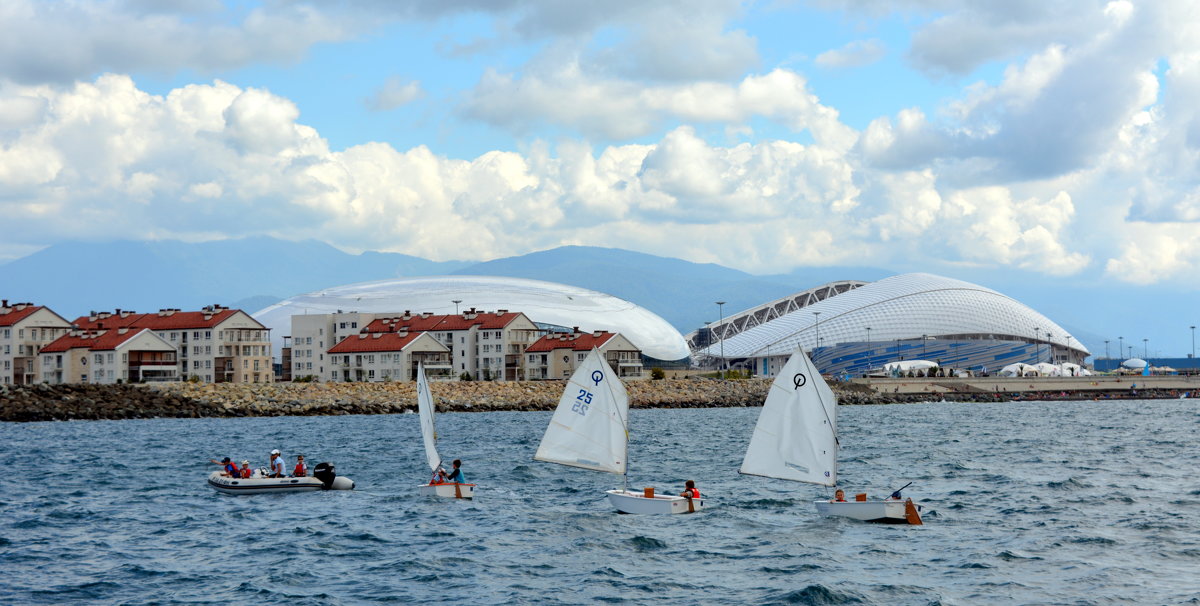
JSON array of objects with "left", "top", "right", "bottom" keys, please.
[
  {"left": 716, "top": 301, "right": 726, "bottom": 377},
  {"left": 1104, "top": 340, "right": 1110, "bottom": 361},
  {"left": 1119, "top": 336, "right": 1124, "bottom": 361},
  {"left": 1143, "top": 338, "right": 1149, "bottom": 360},
  {"left": 1046, "top": 333, "right": 1053, "bottom": 362},
  {"left": 922, "top": 334, "right": 928, "bottom": 357},
  {"left": 812, "top": 311, "right": 821, "bottom": 354},
  {"left": 1034, "top": 327, "right": 1041, "bottom": 363},
  {"left": 452, "top": 299, "right": 462, "bottom": 315}
]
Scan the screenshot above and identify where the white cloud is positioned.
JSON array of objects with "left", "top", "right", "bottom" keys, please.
[
  {"left": 366, "top": 77, "right": 423, "bottom": 111},
  {"left": 815, "top": 39, "right": 886, "bottom": 69}
]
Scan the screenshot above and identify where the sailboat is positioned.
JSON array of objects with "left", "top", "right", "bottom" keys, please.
[
  {"left": 535, "top": 349, "right": 704, "bottom": 514},
  {"left": 416, "top": 362, "right": 475, "bottom": 499},
  {"left": 741, "top": 348, "right": 922, "bottom": 524}
]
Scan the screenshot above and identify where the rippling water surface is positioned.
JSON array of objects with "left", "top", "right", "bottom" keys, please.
[{"left": 2, "top": 399, "right": 1198, "bottom": 604}]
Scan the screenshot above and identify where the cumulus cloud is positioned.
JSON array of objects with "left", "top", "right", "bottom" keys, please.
[{"left": 815, "top": 39, "right": 886, "bottom": 69}]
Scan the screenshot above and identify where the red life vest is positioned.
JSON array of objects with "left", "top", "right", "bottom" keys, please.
[
  {"left": 294, "top": 463, "right": 307, "bottom": 477},
  {"left": 223, "top": 462, "right": 238, "bottom": 475},
  {"left": 240, "top": 467, "right": 252, "bottom": 478},
  {"left": 685, "top": 487, "right": 700, "bottom": 498}
]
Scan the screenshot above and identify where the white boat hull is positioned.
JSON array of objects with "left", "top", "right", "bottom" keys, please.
[
  {"left": 207, "top": 471, "right": 354, "bottom": 495},
  {"left": 605, "top": 490, "right": 705, "bottom": 514},
  {"left": 419, "top": 482, "right": 475, "bottom": 499},
  {"left": 813, "top": 498, "right": 922, "bottom": 524}
]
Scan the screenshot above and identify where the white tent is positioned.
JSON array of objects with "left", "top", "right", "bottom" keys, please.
[
  {"left": 999, "top": 363, "right": 1039, "bottom": 377},
  {"left": 1034, "top": 363, "right": 1062, "bottom": 377}
]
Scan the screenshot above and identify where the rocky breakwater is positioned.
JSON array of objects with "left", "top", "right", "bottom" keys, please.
[
  {"left": 3, "top": 378, "right": 908, "bottom": 423},
  {"left": 0, "top": 383, "right": 225, "bottom": 422},
  {"left": 149, "top": 378, "right": 776, "bottom": 416}
]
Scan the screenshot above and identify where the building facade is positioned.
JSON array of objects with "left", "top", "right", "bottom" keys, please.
[
  {"left": 40, "top": 328, "right": 177, "bottom": 384},
  {"left": 74, "top": 305, "right": 273, "bottom": 383},
  {"left": 326, "top": 330, "right": 451, "bottom": 382},
  {"left": 524, "top": 330, "right": 644, "bottom": 380},
  {"left": 0, "top": 300, "right": 72, "bottom": 385}
]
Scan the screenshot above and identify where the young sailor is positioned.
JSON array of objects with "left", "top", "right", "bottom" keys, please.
[
  {"left": 210, "top": 457, "right": 239, "bottom": 476},
  {"left": 444, "top": 459, "right": 466, "bottom": 483},
  {"left": 680, "top": 480, "right": 701, "bottom": 499},
  {"left": 293, "top": 455, "right": 307, "bottom": 477}
]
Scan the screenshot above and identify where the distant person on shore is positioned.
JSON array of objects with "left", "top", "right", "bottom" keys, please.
[
  {"left": 680, "top": 480, "right": 701, "bottom": 500},
  {"left": 240, "top": 460, "right": 253, "bottom": 478},
  {"left": 269, "top": 449, "right": 285, "bottom": 478},
  {"left": 832, "top": 488, "right": 846, "bottom": 502},
  {"left": 293, "top": 454, "right": 307, "bottom": 477},
  {"left": 444, "top": 459, "right": 465, "bottom": 484},
  {"left": 210, "top": 457, "right": 238, "bottom": 476}
]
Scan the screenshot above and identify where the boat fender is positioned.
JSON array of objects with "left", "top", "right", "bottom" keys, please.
[{"left": 313, "top": 462, "right": 336, "bottom": 490}]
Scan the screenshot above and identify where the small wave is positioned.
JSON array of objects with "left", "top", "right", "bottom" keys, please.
[
  {"left": 628, "top": 535, "right": 667, "bottom": 551},
  {"left": 592, "top": 566, "right": 625, "bottom": 578},
  {"left": 742, "top": 498, "right": 796, "bottom": 509},
  {"left": 1046, "top": 477, "right": 1092, "bottom": 490},
  {"left": 957, "top": 562, "right": 993, "bottom": 569},
  {"left": 997, "top": 550, "right": 1043, "bottom": 561},
  {"left": 761, "top": 564, "right": 822, "bottom": 574},
  {"left": 767, "top": 584, "right": 867, "bottom": 605},
  {"left": 1070, "top": 536, "right": 1118, "bottom": 546}
]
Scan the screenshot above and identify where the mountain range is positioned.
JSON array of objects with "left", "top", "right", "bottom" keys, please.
[{"left": 1, "top": 237, "right": 1194, "bottom": 359}]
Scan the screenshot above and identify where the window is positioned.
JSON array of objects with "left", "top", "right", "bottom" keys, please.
[
  {"left": 306, "top": 337, "right": 312, "bottom": 345},
  {"left": 205, "top": 331, "right": 211, "bottom": 339},
  {"left": 482, "top": 332, "right": 489, "bottom": 340},
  {"left": 18, "top": 329, "right": 24, "bottom": 338},
  {"left": 368, "top": 370, "right": 375, "bottom": 379},
  {"left": 205, "top": 345, "right": 211, "bottom": 354},
  {"left": 170, "top": 332, "right": 177, "bottom": 342},
  {"left": 495, "top": 331, "right": 502, "bottom": 339},
  {"left": 107, "top": 353, "right": 114, "bottom": 363},
  {"left": 351, "top": 322, "right": 357, "bottom": 328},
  {"left": 206, "top": 360, "right": 212, "bottom": 369},
  {"left": 95, "top": 353, "right": 103, "bottom": 364}
]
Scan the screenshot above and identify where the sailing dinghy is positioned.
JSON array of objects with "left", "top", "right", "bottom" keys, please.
[
  {"left": 416, "top": 362, "right": 475, "bottom": 499},
  {"left": 535, "top": 349, "right": 704, "bottom": 514},
  {"left": 740, "top": 348, "right": 922, "bottom": 524}
]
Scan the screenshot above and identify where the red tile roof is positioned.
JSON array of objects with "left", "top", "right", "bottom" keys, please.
[
  {"left": 40, "top": 328, "right": 157, "bottom": 353},
  {"left": 328, "top": 331, "right": 427, "bottom": 353},
  {"left": 72, "top": 308, "right": 259, "bottom": 331},
  {"left": 0, "top": 304, "right": 44, "bottom": 327},
  {"left": 525, "top": 331, "right": 616, "bottom": 353},
  {"left": 363, "top": 311, "right": 525, "bottom": 333}
]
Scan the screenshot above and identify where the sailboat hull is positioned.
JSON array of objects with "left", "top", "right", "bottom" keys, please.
[
  {"left": 419, "top": 483, "right": 475, "bottom": 499},
  {"left": 813, "top": 498, "right": 922, "bottom": 524},
  {"left": 605, "top": 490, "right": 704, "bottom": 514}
]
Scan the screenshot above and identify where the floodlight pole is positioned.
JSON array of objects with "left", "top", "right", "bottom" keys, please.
[
  {"left": 716, "top": 301, "right": 726, "bottom": 377},
  {"left": 1034, "top": 327, "right": 1040, "bottom": 363},
  {"left": 452, "top": 300, "right": 462, "bottom": 315}
]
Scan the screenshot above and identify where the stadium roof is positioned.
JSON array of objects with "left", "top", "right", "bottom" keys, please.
[
  {"left": 254, "top": 275, "right": 689, "bottom": 360},
  {"left": 698, "top": 272, "right": 1089, "bottom": 359}
]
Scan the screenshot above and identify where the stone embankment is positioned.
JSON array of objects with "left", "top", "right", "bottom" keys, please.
[{"left": 2, "top": 377, "right": 1191, "bottom": 422}]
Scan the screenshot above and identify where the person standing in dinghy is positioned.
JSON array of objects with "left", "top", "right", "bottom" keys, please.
[
  {"left": 268, "top": 449, "right": 285, "bottom": 478},
  {"left": 210, "top": 457, "right": 238, "bottom": 476}
]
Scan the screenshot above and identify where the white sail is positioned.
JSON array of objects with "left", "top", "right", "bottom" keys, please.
[
  {"left": 740, "top": 348, "right": 837, "bottom": 486},
  {"left": 534, "top": 349, "right": 629, "bottom": 474},
  {"left": 416, "top": 362, "right": 441, "bottom": 472}
]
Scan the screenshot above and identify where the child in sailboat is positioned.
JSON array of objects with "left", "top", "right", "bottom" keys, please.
[
  {"left": 680, "top": 480, "right": 700, "bottom": 499},
  {"left": 445, "top": 459, "right": 465, "bottom": 483}
]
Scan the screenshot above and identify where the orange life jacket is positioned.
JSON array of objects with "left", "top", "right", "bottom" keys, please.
[{"left": 685, "top": 487, "right": 700, "bottom": 498}]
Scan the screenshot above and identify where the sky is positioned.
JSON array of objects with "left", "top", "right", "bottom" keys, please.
[{"left": 0, "top": 1, "right": 1197, "bottom": 354}]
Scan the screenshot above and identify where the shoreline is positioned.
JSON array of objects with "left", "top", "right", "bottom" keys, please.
[{"left": 1, "top": 377, "right": 1194, "bottom": 422}]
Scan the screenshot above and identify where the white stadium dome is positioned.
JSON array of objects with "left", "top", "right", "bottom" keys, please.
[
  {"left": 254, "top": 275, "right": 689, "bottom": 360},
  {"left": 699, "top": 273, "right": 1089, "bottom": 360}
]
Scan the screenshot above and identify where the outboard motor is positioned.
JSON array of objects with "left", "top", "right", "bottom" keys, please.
[{"left": 313, "top": 462, "right": 337, "bottom": 490}]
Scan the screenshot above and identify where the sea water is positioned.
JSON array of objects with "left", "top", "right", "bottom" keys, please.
[{"left": 1, "top": 399, "right": 1197, "bottom": 604}]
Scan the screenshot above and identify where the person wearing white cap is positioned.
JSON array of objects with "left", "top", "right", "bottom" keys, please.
[{"left": 269, "top": 449, "right": 285, "bottom": 478}]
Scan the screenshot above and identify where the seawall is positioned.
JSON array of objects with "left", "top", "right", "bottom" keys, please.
[{"left": 1, "top": 376, "right": 1194, "bottom": 422}]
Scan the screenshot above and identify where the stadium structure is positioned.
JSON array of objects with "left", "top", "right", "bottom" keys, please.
[
  {"left": 254, "top": 275, "right": 690, "bottom": 361},
  {"left": 690, "top": 273, "right": 1090, "bottom": 376}
]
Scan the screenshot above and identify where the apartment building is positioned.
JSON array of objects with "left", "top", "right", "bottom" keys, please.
[
  {"left": 0, "top": 300, "right": 72, "bottom": 385},
  {"left": 39, "top": 327, "right": 177, "bottom": 384},
  {"left": 326, "top": 329, "right": 451, "bottom": 382},
  {"left": 291, "top": 309, "right": 541, "bottom": 381},
  {"left": 74, "top": 305, "right": 273, "bottom": 383},
  {"left": 364, "top": 309, "right": 541, "bottom": 380},
  {"left": 524, "top": 330, "right": 645, "bottom": 380},
  {"left": 288, "top": 311, "right": 379, "bottom": 380}
]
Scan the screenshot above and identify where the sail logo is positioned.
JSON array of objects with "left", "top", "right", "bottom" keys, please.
[
  {"left": 591, "top": 370, "right": 604, "bottom": 385},
  {"left": 792, "top": 373, "right": 807, "bottom": 389},
  {"left": 785, "top": 461, "right": 811, "bottom": 474}
]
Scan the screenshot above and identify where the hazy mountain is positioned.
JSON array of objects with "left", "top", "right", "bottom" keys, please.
[
  {"left": 0, "top": 237, "right": 469, "bottom": 320},
  {"left": 2, "top": 237, "right": 1192, "bottom": 359}
]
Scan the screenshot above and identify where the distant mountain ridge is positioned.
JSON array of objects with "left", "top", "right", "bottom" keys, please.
[{"left": 0, "top": 238, "right": 886, "bottom": 334}]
